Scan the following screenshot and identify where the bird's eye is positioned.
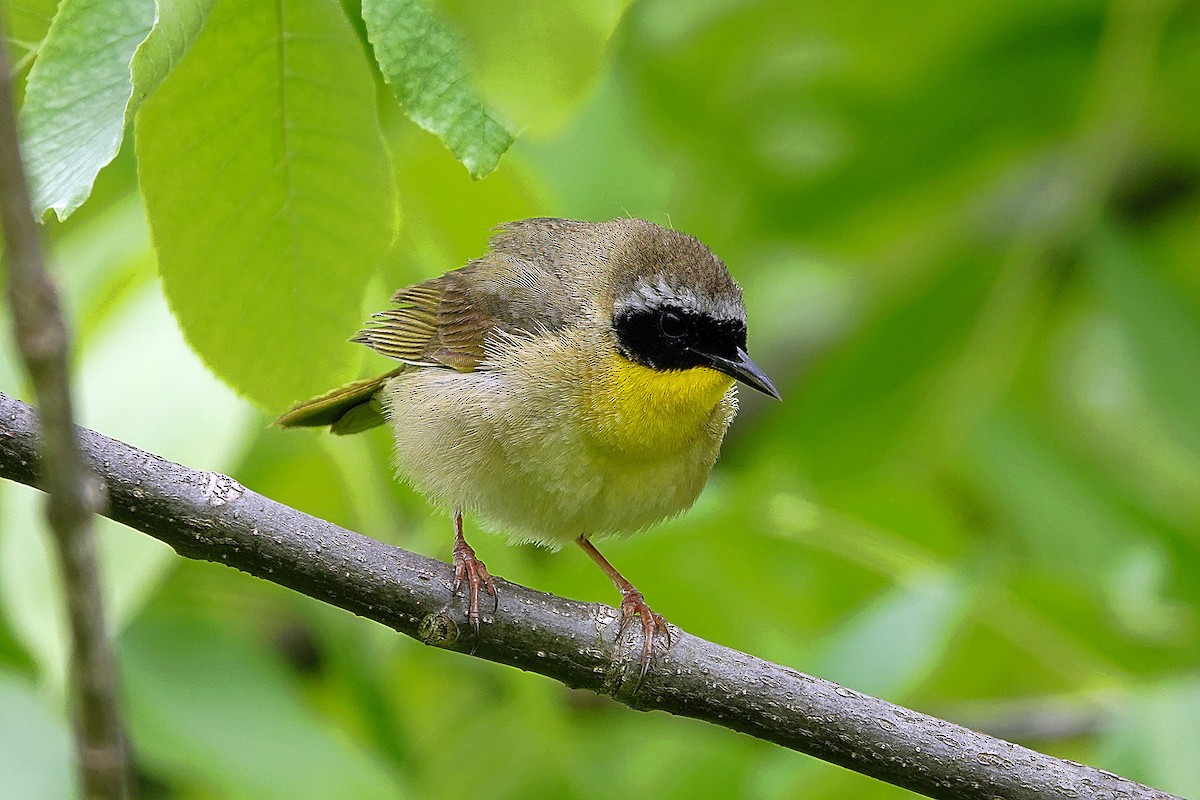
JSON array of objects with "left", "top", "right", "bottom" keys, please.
[{"left": 659, "top": 310, "right": 688, "bottom": 339}]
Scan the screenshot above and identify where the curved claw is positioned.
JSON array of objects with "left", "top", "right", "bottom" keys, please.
[
  {"left": 575, "top": 538, "right": 672, "bottom": 679},
  {"left": 617, "top": 589, "right": 670, "bottom": 679},
  {"left": 452, "top": 553, "right": 497, "bottom": 638},
  {"left": 448, "top": 511, "right": 498, "bottom": 651}
]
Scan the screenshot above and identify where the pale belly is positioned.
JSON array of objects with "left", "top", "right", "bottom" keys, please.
[{"left": 380, "top": 350, "right": 737, "bottom": 548}]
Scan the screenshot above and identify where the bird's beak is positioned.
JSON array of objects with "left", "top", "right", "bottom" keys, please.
[{"left": 701, "top": 347, "right": 781, "bottom": 400}]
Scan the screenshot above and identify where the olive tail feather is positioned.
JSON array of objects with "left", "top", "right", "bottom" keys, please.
[{"left": 275, "top": 369, "right": 400, "bottom": 435}]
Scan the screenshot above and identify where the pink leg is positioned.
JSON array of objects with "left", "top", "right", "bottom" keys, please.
[
  {"left": 450, "top": 508, "right": 497, "bottom": 635},
  {"left": 576, "top": 537, "right": 670, "bottom": 677}
]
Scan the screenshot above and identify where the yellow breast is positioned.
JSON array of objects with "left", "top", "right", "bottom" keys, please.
[{"left": 580, "top": 352, "right": 734, "bottom": 458}]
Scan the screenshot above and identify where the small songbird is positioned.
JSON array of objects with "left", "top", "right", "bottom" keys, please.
[{"left": 278, "top": 218, "right": 779, "bottom": 673}]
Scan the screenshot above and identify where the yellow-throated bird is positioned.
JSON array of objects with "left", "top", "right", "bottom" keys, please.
[{"left": 278, "top": 218, "right": 780, "bottom": 672}]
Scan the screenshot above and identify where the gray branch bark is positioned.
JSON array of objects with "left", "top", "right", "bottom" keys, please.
[
  {"left": 0, "top": 25, "right": 132, "bottom": 800},
  {"left": 0, "top": 391, "right": 1183, "bottom": 800}
]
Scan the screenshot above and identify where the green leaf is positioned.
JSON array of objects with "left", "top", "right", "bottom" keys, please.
[
  {"left": 137, "top": 0, "right": 398, "bottom": 410},
  {"left": 362, "top": 0, "right": 514, "bottom": 179},
  {"left": 129, "top": 0, "right": 218, "bottom": 106},
  {"left": 439, "top": 0, "right": 633, "bottom": 133},
  {"left": 122, "top": 611, "right": 406, "bottom": 799},
  {"left": 384, "top": 113, "right": 541, "bottom": 287},
  {"left": 18, "top": 0, "right": 156, "bottom": 220},
  {"left": 0, "top": 672, "right": 76, "bottom": 800}
]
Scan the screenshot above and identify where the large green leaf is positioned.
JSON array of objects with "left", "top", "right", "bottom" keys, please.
[
  {"left": 18, "top": 0, "right": 215, "bottom": 221},
  {"left": 18, "top": 0, "right": 155, "bottom": 220},
  {"left": 129, "top": 0, "right": 218, "bottom": 105},
  {"left": 362, "top": 0, "right": 514, "bottom": 179},
  {"left": 137, "top": 0, "right": 398, "bottom": 410}
]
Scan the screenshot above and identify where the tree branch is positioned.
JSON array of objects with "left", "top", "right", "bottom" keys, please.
[
  {"left": 0, "top": 25, "right": 132, "bottom": 800},
  {"left": 0, "top": 392, "right": 1183, "bottom": 800}
]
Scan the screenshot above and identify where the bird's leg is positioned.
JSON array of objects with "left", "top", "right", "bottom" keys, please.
[
  {"left": 576, "top": 537, "right": 670, "bottom": 677},
  {"left": 450, "top": 508, "right": 497, "bottom": 636}
]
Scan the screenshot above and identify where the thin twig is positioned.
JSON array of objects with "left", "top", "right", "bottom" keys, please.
[
  {"left": 0, "top": 391, "right": 1182, "bottom": 800},
  {"left": 0, "top": 26, "right": 132, "bottom": 800}
]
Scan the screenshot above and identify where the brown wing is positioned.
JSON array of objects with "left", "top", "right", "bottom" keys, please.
[
  {"left": 350, "top": 271, "right": 500, "bottom": 372},
  {"left": 278, "top": 219, "right": 597, "bottom": 434},
  {"left": 352, "top": 219, "right": 617, "bottom": 370}
]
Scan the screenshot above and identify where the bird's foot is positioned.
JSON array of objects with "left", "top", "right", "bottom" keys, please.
[
  {"left": 450, "top": 537, "right": 497, "bottom": 638},
  {"left": 618, "top": 588, "right": 670, "bottom": 679}
]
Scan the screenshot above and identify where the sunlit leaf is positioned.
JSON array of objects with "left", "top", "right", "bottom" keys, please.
[
  {"left": 19, "top": 0, "right": 155, "bottom": 220},
  {"left": 137, "top": 0, "right": 398, "bottom": 409},
  {"left": 129, "top": 0, "right": 217, "bottom": 105},
  {"left": 362, "top": 0, "right": 514, "bottom": 179}
]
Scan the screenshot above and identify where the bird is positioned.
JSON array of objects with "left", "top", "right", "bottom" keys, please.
[{"left": 277, "top": 217, "right": 780, "bottom": 674}]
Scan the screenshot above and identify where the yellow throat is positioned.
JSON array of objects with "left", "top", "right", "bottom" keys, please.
[{"left": 583, "top": 352, "right": 734, "bottom": 458}]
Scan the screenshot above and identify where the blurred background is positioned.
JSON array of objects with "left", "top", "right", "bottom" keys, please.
[{"left": 3, "top": 0, "right": 1200, "bottom": 797}]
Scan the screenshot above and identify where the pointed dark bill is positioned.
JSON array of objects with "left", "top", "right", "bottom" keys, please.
[{"left": 700, "top": 347, "right": 781, "bottom": 400}]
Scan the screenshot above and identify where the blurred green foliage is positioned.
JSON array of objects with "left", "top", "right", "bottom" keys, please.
[{"left": 3, "top": 0, "right": 1200, "bottom": 798}]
